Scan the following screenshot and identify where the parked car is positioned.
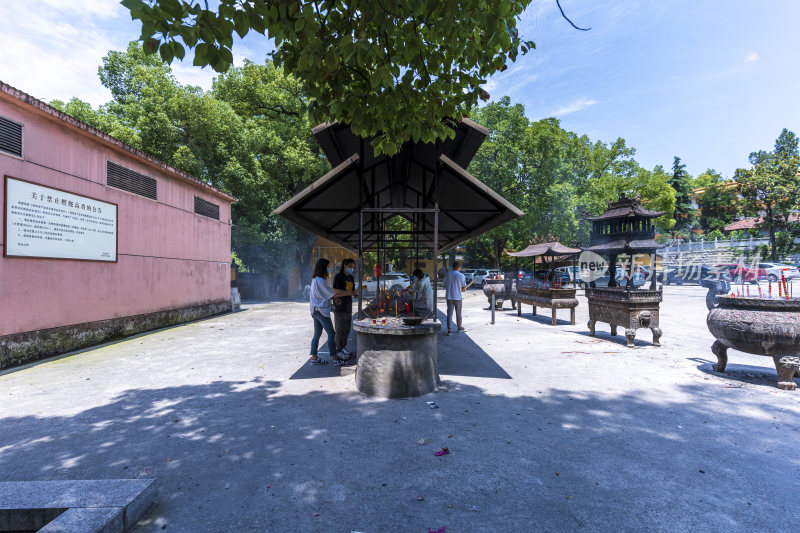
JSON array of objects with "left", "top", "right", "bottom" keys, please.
[
  {"left": 534, "top": 269, "right": 572, "bottom": 286},
  {"left": 554, "top": 266, "right": 581, "bottom": 282},
  {"left": 363, "top": 272, "right": 411, "bottom": 295},
  {"left": 758, "top": 263, "right": 800, "bottom": 282},
  {"left": 584, "top": 268, "right": 647, "bottom": 288},
  {"left": 663, "top": 264, "right": 731, "bottom": 285},
  {"left": 472, "top": 269, "right": 490, "bottom": 288},
  {"left": 715, "top": 263, "right": 767, "bottom": 284},
  {"left": 486, "top": 269, "right": 504, "bottom": 281},
  {"left": 461, "top": 269, "right": 476, "bottom": 283}
]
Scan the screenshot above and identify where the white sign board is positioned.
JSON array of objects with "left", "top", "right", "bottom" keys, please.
[{"left": 4, "top": 176, "right": 117, "bottom": 261}]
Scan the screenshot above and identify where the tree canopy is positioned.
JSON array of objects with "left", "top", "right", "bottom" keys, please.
[
  {"left": 462, "top": 98, "right": 676, "bottom": 267},
  {"left": 669, "top": 156, "right": 694, "bottom": 233},
  {"left": 122, "top": 0, "right": 536, "bottom": 155},
  {"left": 698, "top": 181, "right": 738, "bottom": 234},
  {"left": 735, "top": 128, "right": 800, "bottom": 261},
  {"left": 51, "top": 43, "right": 328, "bottom": 287}
]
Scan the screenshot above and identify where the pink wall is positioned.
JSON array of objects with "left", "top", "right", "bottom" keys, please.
[{"left": 0, "top": 93, "right": 233, "bottom": 336}]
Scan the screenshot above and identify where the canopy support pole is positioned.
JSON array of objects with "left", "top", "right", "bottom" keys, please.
[{"left": 432, "top": 140, "right": 440, "bottom": 322}]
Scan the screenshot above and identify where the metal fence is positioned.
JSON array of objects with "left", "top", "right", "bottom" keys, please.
[{"left": 662, "top": 237, "right": 772, "bottom": 254}]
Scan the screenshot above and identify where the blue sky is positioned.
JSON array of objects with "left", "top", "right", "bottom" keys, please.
[{"left": 1, "top": 0, "right": 798, "bottom": 178}]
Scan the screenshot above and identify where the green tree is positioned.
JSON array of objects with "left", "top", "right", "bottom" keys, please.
[
  {"left": 52, "top": 44, "right": 330, "bottom": 291},
  {"left": 465, "top": 97, "right": 533, "bottom": 266},
  {"left": 669, "top": 156, "right": 694, "bottom": 233},
  {"left": 692, "top": 168, "right": 723, "bottom": 189},
  {"left": 122, "top": 0, "right": 536, "bottom": 155},
  {"left": 578, "top": 146, "right": 676, "bottom": 234},
  {"left": 697, "top": 181, "right": 738, "bottom": 234},
  {"left": 736, "top": 128, "right": 800, "bottom": 261},
  {"left": 212, "top": 60, "right": 330, "bottom": 280}
]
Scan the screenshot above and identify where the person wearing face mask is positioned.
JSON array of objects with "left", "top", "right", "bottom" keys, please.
[
  {"left": 332, "top": 258, "right": 357, "bottom": 358},
  {"left": 309, "top": 258, "right": 357, "bottom": 365},
  {"left": 409, "top": 268, "right": 433, "bottom": 312}
]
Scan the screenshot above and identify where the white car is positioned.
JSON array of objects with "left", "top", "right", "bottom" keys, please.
[
  {"left": 472, "top": 268, "right": 490, "bottom": 287},
  {"left": 462, "top": 269, "right": 476, "bottom": 283},
  {"left": 759, "top": 263, "right": 800, "bottom": 282},
  {"left": 363, "top": 272, "right": 411, "bottom": 295}
]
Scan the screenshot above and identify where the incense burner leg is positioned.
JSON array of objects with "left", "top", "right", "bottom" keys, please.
[
  {"left": 625, "top": 328, "right": 636, "bottom": 348},
  {"left": 551, "top": 308, "right": 557, "bottom": 326},
  {"left": 774, "top": 356, "right": 799, "bottom": 390},
  {"left": 570, "top": 307, "right": 575, "bottom": 326},
  {"left": 711, "top": 340, "right": 728, "bottom": 372},
  {"left": 651, "top": 327, "right": 662, "bottom": 347},
  {"left": 610, "top": 325, "right": 617, "bottom": 336},
  {"left": 587, "top": 320, "right": 595, "bottom": 336}
]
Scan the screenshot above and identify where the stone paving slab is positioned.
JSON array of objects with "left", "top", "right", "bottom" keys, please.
[
  {"left": 39, "top": 507, "right": 123, "bottom": 533},
  {"left": 0, "top": 479, "right": 155, "bottom": 531}
]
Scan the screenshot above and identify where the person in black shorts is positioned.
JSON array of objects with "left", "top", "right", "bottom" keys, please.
[{"left": 332, "top": 258, "right": 356, "bottom": 357}]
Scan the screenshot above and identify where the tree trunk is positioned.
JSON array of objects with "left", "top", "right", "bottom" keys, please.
[{"left": 766, "top": 206, "right": 777, "bottom": 262}]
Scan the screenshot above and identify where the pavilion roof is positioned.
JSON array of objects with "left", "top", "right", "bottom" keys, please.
[
  {"left": 581, "top": 239, "right": 664, "bottom": 255},
  {"left": 587, "top": 194, "right": 665, "bottom": 222},
  {"left": 274, "top": 121, "right": 524, "bottom": 252},
  {"left": 506, "top": 241, "right": 581, "bottom": 257}
]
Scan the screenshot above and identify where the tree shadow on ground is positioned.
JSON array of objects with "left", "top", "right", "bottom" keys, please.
[{"left": 1, "top": 377, "right": 798, "bottom": 531}]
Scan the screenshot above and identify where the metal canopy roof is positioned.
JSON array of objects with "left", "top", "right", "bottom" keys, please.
[{"left": 274, "top": 120, "right": 524, "bottom": 252}]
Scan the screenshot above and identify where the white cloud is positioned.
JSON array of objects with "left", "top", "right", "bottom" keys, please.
[
  {"left": 0, "top": 1, "right": 270, "bottom": 106},
  {"left": 483, "top": 78, "right": 498, "bottom": 95},
  {"left": 0, "top": 1, "right": 133, "bottom": 106},
  {"left": 745, "top": 51, "right": 759, "bottom": 63},
  {"left": 38, "top": 0, "right": 124, "bottom": 18},
  {"left": 550, "top": 97, "right": 597, "bottom": 116}
]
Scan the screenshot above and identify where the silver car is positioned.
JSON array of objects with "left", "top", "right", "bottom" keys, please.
[
  {"left": 363, "top": 272, "right": 411, "bottom": 295},
  {"left": 759, "top": 263, "right": 800, "bottom": 282}
]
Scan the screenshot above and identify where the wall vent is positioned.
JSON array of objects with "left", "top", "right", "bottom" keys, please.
[
  {"left": 106, "top": 161, "right": 157, "bottom": 200},
  {"left": 0, "top": 115, "right": 23, "bottom": 157},
  {"left": 194, "top": 196, "right": 220, "bottom": 220}
]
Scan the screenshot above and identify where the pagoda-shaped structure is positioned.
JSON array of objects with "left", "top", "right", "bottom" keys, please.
[{"left": 582, "top": 194, "right": 665, "bottom": 347}]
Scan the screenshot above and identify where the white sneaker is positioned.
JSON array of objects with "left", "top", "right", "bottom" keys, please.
[{"left": 342, "top": 348, "right": 353, "bottom": 356}]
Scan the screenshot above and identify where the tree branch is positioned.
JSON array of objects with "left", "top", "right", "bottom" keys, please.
[{"left": 556, "top": 0, "right": 590, "bottom": 31}]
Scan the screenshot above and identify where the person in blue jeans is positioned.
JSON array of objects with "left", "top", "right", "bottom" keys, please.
[{"left": 309, "top": 258, "right": 358, "bottom": 365}]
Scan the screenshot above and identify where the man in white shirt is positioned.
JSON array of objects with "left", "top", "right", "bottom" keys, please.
[{"left": 443, "top": 260, "right": 467, "bottom": 335}]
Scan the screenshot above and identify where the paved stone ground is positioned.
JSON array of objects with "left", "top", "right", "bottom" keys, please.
[{"left": 1, "top": 286, "right": 798, "bottom": 532}]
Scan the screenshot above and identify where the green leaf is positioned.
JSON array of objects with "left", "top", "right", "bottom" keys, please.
[
  {"left": 172, "top": 41, "right": 185, "bottom": 60},
  {"left": 120, "top": 0, "right": 146, "bottom": 14},
  {"left": 234, "top": 11, "right": 250, "bottom": 38},
  {"left": 159, "top": 42, "right": 174, "bottom": 63}
]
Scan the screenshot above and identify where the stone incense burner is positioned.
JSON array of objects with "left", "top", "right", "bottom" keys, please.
[{"left": 706, "top": 296, "right": 800, "bottom": 390}]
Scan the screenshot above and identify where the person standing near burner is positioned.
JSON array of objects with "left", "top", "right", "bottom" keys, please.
[
  {"left": 333, "top": 258, "right": 356, "bottom": 357},
  {"left": 309, "top": 258, "right": 357, "bottom": 365},
  {"left": 444, "top": 260, "right": 468, "bottom": 336}
]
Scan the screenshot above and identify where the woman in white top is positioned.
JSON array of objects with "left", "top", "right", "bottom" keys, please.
[
  {"left": 409, "top": 268, "right": 434, "bottom": 311},
  {"left": 309, "top": 258, "right": 358, "bottom": 365}
]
